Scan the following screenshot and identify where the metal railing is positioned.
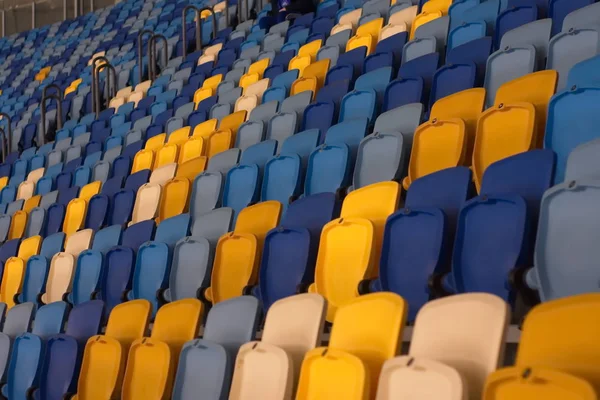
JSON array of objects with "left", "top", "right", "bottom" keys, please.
[
  {"left": 0, "top": 127, "right": 7, "bottom": 163},
  {"left": 137, "top": 29, "right": 155, "bottom": 85},
  {"left": 149, "top": 34, "right": 168, "bottom": 82},
  {"left": 93, "top": 61, "right": 116, "bottom": 117},
  {"left": 181, "top": 6, "right": 216, "bottom": 58},
  {"left": 41, "top": 84, "right": 64, "bottom": 147},
  {"left": 0, "top": 113, "right": 12, "bottom": 161}
]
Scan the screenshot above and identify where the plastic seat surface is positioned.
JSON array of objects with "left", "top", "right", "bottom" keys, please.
[{"left": 484, "top": 45, "right": 537, "bottom": 107}]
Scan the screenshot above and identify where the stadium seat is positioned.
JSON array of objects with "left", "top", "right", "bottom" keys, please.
[
  {"left": 406, "top": 293, "right": 510, "bottom": 399},
  {"left": 230, "top": 294, "right": 326, "bottom": 399},
  {"left": 485, "top": 294, "right": 600, "bottom": 395},
  {"left": 205, "top": 201, "right": 281, "bottom": 304},
  {"left": 472, "top": 102, "right": 536, "bottom": 191},
  {"left": 565, "top": 138, "right": 600, "bottom": 181},
  {"left": 297, "top": 293, "right": 407, "bottom": 398},
  {"left": 172, "top": 296, "right": 260, "bottom": 399}
]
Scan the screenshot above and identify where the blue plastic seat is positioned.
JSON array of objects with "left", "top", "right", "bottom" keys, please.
[
  {"left": 302, "top": 102, "right": 336, "bottom": 140},
  {"left": 448, "top": 21, "right": 488, "bottom": 50},
  {"left": 154, "top": 214, "right": 191, "bottom": 248},
  {"left": 549, "top": 0, "right": 594, "bottom": 36},
  {"left": 258, "top": 193, "right": 338, "bottom": 311},
  {"left": 0, "top": 302, "right": 35, "bottom": 381},
  {"left": 172, "top": 297, "right": 259, "bottom": 400},
  {"left": 305, "top": 144, "right": 351, "bottom": 196},
  {"left": 44, "top": 204, "right": 66, "bottom": 236},
  {"left": 565, "top": 138, "right": 600, "bottom": 181},
  {"left": 163, "top": 236, "right": 212, "bottom": 303},
  {"left": 354, "top": 66, "right": 392, "bottom": 102},
  {"left": 398, "top": 53, "right": 440, "bottom": 105},
  {"left": 545, "top": 87, "right": 600, "bottom": 183},
  {"left": 383, "top": 77, "right": 424, "bottom": 112},
  {"left": 130, "top": 241, "right": 170, "bottom": 317},
  {"left": 429, "top": 62, "right": 477, "bottom": 110},
  {"left": 336, "top": 46, "right": 366, "bottom": 79},
  {"left": 109, "top": 189, "right": 135, "bottom": 226},
  {"left": 325, "top": 64, "right": 353, "bottom": 86},
  {"left": 325, "top": 118, "right": 369, "bottom": 162},
  {"left": 315, "top": 80, "right": 350, "bottom": 108},
  {"left": 261, "top": 153, "right": 302, "bottom": 207},
  {"left": 446, "top": 36, "right": 493, "bottom": 86},
  {"left": 451, "top": 194, "right": 528, "bottom": 306},
  {"left": 366, "top": 207, "right": 445, "bottom": 322},
  {"left": 567, "top": 54, "right": 600, "bottom": 89},
  {"left": 339, "top": 90, "right": 377, "bottom": 124},
  {"left": 495, "top": 3, "right": 538, "bottom": 47}
]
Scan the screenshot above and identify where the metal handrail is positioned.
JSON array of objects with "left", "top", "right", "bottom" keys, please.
[
  {"left": 149, "top": 34, "right": 168, "bottom": 82},
  {"left": 137, "top": 29, "right": 155, "bottom": 85},
  {"left": 41, "top": 94, "right": 63, "bottom": 146},
  {"left": 0, "top": 113, "right": 12, "bottom": 156},
  {"left": 0, "top": 127, "right": 7, "bottom": 163},
  {"left": 94, "top": 62, "right": 117, "bottom": 117},
  {"left": 239, "top": 0, "right": 250, "bottom": 24},
  {"left": 91, "top": 55, "right": 110, "bottom": 117},
  {"left": 182, "top": 6, "right": 216, "bottom": 57}
]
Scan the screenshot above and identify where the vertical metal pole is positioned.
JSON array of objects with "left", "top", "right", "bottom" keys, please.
[
  {"left": 31, "top": 2, "right": 36, "bottom": 29},
  {"left": 73, "top": 0, "right": 78, "bottom": 18},
  {"left": 1, "top": 11, "right": 5, "bottom": 38},
  {"left": 90, "top": 0, "right": 94, "bottom": 12},
  {"left": 63, "top": 0, "right": 66, "bottom": 20}
]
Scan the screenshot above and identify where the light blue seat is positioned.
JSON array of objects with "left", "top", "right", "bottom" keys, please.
[
  {"left": 235, "top": 121, "right": 265, "bottom": 151},
  {"left": 565, "top": 138, "right": 600, "bottom": 181},
  {"left": 305, "top": 144, "right": 351, "bottom": 196},
  {"left": 448, "top": 21, "right": 487, "bottom": 50},
  {"left": 326, "top": 118, "right": 369, "bottom": 163},
  {"left": 206, "top": 149, "right": 241, "bottom": 175},
  {"left": 402, "top": 37, "right": 438, "bottom": 65},
  {"left": 526, "top": 180, "right": 600, "bottom": 302},
  {"left": 339, "top": 90, "right": 377, "bottom": 124},
  {"left": 267, "top": 113, "right": 298, "bottom": 148},
  {"left": 280, "top": 91, "right": 313, "bottom": 119},
  {"left": 0, "top": 216, "right": 10, "bottom": 243},
  {"left": 190, "top": 172, "right": 225, "bottom": 219},
  {"left": 163, "top": 236, "right": 212, "bottom": 303},
  {"left": 449, "top": 0, "right": 481, "bottom": 30},
  {"left": 248, "top": 100, "right": 279, "bottom": 124},
  {"left": 0, "top": 302, "right": 35, "bottom": 381},
  {"left": 190, "top": 208, "right": 234, "bottom": 247},
  {"left": 567, "top": 54, "right": 600, "bottom": 88},
  {"left": 484, "top": 44, "right": 536, "bottom": 107},
  {"left": 261, "top": 153, "right": 302, "bottom": 207},
  {"left": 545, "top": 86, "right": 600, "bottom": 183},
  {"left": 172, "top": 296, "right": 260, "bottom": 400},
  {"left": 546, "top": 27, "right": 600, "bottom": 91},
  {"left": 353, "top": 132, "right": 406, "bottom": 190}
]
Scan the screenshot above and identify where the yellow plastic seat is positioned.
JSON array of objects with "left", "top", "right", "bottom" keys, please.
[
  {"left": 244, "top": 78, "right": 270, "bottom": 101},
  {"left": 17, "top": 235, "right": 41, "bottom": 261},
  {"left": 17, "top": 181, "right": 34, "bottom": 201},
  {"left": 422, "top": 0, "right": 452, "bottom": 14},
  {"left": 179, "top": 137, "right": 206, "bottom": 163},
  {"left": 494, "top": 70, "right": 558, "bottom": 148},
  {"left": 79, "top": 181, "right": 102, "bottom": 201},
  {"left": 1, "top": 257, "right": 25, "bottom": 308},
  {"left": 220, "top": 110, "right": 247, "bottom": 140},
  {"left": 207, "top": 129, "right": 233, "bottom": 158},
  {"left": 175, "top": 157, "right": 207, "bottom": 181},
  {"left": 377, "top": 356, "right": 466, "bottom": 400},
  {"left": 409, "top": 293, "right": 510, "bottom": 399},
  {"left": 77, "top": 300, "right": 151, "bottom": 399},
  {"left": 130, "top": 183, "right": 162, "bottom": 225},
  {"left": 147, "top": 299, "right": 203, "bottom": 398},
  {"left": 167, "top": 127, "right": 191, "bottom": 145},
  {"left": 43, "top": 229, "right": 93, "bottom": 304},
  {"left": 122, "top": 338, "right": 170, "bottom": 400},
  {"left": 132, "top": 149, "right": 155, "bottom": 173},
  {"left": 289, "top": 55, "right": 312, "bottom": 77},
  {"left": 299, "top": 40, "right": 322, "bottom": 62},
  {"left": 297, "top": 348, "right": 369, "bottom": 400},
  {"left": 229, "top": 294, "right": 327, "bottom": 399},
  {"left": 0, "top": 176, "right": 8, "bottom": 192},
  {"left": 248, "top": 58, "right": 270, "bottom": 79},
  {"left": 298, "top": 293, "right": 407, "bottom": 398},
  {"left": 192, "top": 119, "right": 218, "bottom": 139},
  {"left": 310, "top": 217, "right": 375, "bottom": 322},
  {"left": 430, "top": 88, "right": 486, "bottom": 161},
  {"left": 291, "top": 77, "right": 317, "bottom": 99},
  {"left": 145, "top": 133, "right": 167, "bottom": 151},
  {"left": 23, "top": 195, "right": 41, "bottom": 214},
  {"left": 303, "top": 59, "right": 330, "bottom": 91},
  {"left": 403, "top": 118, "right": 467, "bottom": 190},
  {"left": 346, "top": 33, "right": 376, "bottom": 55},
  {"left": 193, "top": 87, "right": 213, "bottom": 107},
  {"left": 149, "top": 163, "right": 177, "bottom": 186},
  {"left": 339, "top": 9, "right": 362, "bottom": 29},
  {"left": 202, "top": 74, "right": 223, "bottom": 93},
  {"left": 207, "top": 201, "right": 282, "bottom": 304},
  {"left": 484, "top": 367, "right": 597, "bottom": 400},
  {"left": 410, "top": 10, "right": 442, "bottom": 39},
  {"left": 340, "top": 181, "right": 400, "bottom": 277},
  {"left": 240, "top": 72, "right": 260, "bottom": 91},
  {"left": 379, "top": 23, "right": 408, "bottom": 41},
  {"left": 63, "top": 199, "right": 87, "bottom": 235},
  {"left": 8, "top": 211, "right": 27, "bottom": 240},
  {"left": 235, "top": 94, "right": 258, "bottom": 114},
  {"left": 154, "top": 144, "right": 179, "bottom": 169},
  {"left": 356, "top": 17, "right": 383, "bottom": 39},
  {"left": 158, "top": 178, "right": 190, "bottom": 222},
  {"left": 331, "top": 23, "right": 353, "bottom": 35},
  {"left": 506, "top": 294, "right": 600, "bottom": 394},
  {"left": 472, "top": 102, "right": 536, "bottom": 191}
]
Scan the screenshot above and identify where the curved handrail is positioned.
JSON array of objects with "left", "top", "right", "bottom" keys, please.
[
  {"left": 217, "top": 1, "right": 229, "bottom": 31},
  {"left": 91, "top": 55, "right": 111, "bottom": 118},
  {"left": 239, "top": 0, "right": 249, "bottom": 24},
  {"left": 182, "top": 6, "right": 217, "bottom": 57},
  {"left": 42, "top": 83, "right": 63, "bottom": 101},
  {"left": 137, "top": 29, "right": 156, "bottom": 85},
  {"left": 41, "top": 94, "right": 63, "bottom": 146},
  {"left": 0, "top": 127, "right": 7, "bottom": 163},
  {"left": 149, "top": 34, "right": 169, "bottom": 82},
  {"left": 0, "top": 113, "right": 12, "bottom": 155},
  {"left": 94, "top": 62, "right": 117, "bottom": 117}
]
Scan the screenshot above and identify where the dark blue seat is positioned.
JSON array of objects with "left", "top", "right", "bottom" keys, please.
[
  {"left": 429, "top": 62, "right": 477, "bottom": 110},
  {"left": 398, "top": 53, "right": 440, "bottom": 106},
  {"left": 315, "top": 79, "right": 351, "bottom": 109},
  {"left": 383, "top": 77, "right": 425, "bottom": 112},
  {"left": 549, "top": 0, "right": 593, "bottom": 36},
  {"left": 336, "top": 46, "right": 367, "bottom": 79},
  {"left": 310, "top": 17, "right": 335, "bottom": 36},
  {"left": 495, "top": 3, "right": 538, "bottom": 48},
  {"left": 302, "top": 101, "right": 336, "bottom": 140},
  {"left": 258, "top": 193, "right": 339, "bottom": 311},
  {"left": 446, "top": 37, "right": 493, "bottom": 86},
  {"left": 365, "top": 32, "right": 408, "bottom": 72},
  {"left": 44, "top": 204, "right": 66, "bottom": 236},
  {"left": 109, "top": 189, "right": 135, "bottom": 226},
  {"left": 124, "top": 169, "right": 150, "bottom": 193},
  {"left": 57, "top": 186, "right": 79, "bottom": 206}
]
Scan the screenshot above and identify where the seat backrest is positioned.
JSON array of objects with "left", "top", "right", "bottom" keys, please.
[
  {"left": 565, "top": 138, "right": 600, "bottom": 181},
  {"left": 410, "top": 293, "right": 509, "bottom": 399},
  {"left": 122, "top": 220, "right": 156, "bottom": 250},
  {"left": 151, "top": 299, "right": 202, "bottom": 355},
  {"left": 204, "top": 296, "right": 260, "bottom": 352},
  {"left": 154, "top": 213, "right": 191, "bottom": 246},
  {"left": 31, "top": 301, "right": 68, "bottom": 339},
  {"left": 3, "top": 302, "right": 34, "bottom": 338},
  {"left": 190, "top": 207, "right": 234, "bottom": 245},
  {"left": 234, "top": 201, "right": 282, "bottom": 243},
  {"left": 105, "top": 299, "right": 151, "bottom": 348},
  {"left": 64, "top": 229, "right": 93, "bottom": 256},
  {"left": 92, "top": 225, "right": 123, "bottom": 253},
  {"left": 64, "top": 300, "right": 104, "bottom": 341}
]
